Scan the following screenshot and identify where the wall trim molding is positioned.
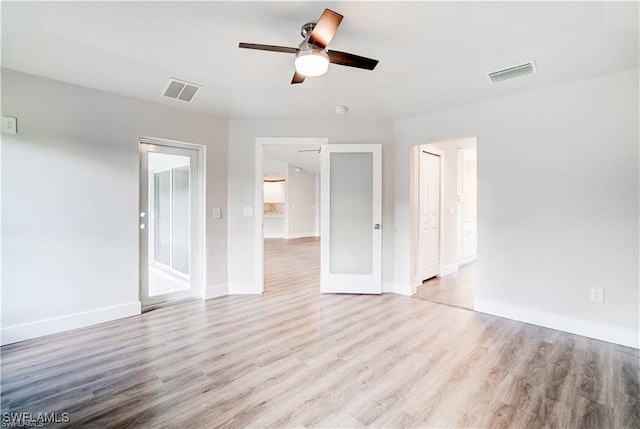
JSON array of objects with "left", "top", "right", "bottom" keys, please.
[
  {"left": 458, "top": 255, "right": 476, "bottom": 267},
  {"left": 441, "top": 263, "right": 459, "bottom": 277},
  {"left": 474, "top": 298, "right": 639, "bottom": 349},
  {"left": 1, "top": 301, "right": 141, "bottom": 346},
  {"left": 286, "top": 232, "right": 318, "bottom": 239},
  {"left": 204, "top": 283, "right": 228, "bottom": 300},
  {"left": 228, "top": 282, "right": 261, "bottom": 295},
  {"left": 383, "top": 281, "right": 413, "bottom": 296},
  {"left": 264, "top": 233, "right": 287, "bottom": 239}
]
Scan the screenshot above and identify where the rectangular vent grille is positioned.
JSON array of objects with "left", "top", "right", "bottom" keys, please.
[
  {"left": 488, "top": 61, "right": 537, "bottom": 83},
  {"left": 162, "top": 78, "right": 201, "bottom": 102}
]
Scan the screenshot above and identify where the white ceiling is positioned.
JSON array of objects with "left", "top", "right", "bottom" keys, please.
[{"left": 2, "top": 2, "right": 638, "bottom": 121}]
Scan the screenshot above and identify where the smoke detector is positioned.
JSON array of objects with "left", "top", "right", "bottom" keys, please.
[
  {"left": 335, "top": 105, "right": 348, "bottom": 115},
  {"left": 162, "top": 78, "right": 202, "bottom": 102},
  {"left": 488, "top": 61, "right": 537, "bottom": 83}
]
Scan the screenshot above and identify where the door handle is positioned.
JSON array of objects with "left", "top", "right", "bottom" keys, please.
[{"left": 375, "top": 224, "right": 382, "bottom": 230}]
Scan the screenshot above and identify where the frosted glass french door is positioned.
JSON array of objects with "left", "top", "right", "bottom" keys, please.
[
  {"left": 139, "top": 142, "right": 200, "bottom": 307},
  {"left": 320, "top": 144, "right": 382, "bottom": 294}
]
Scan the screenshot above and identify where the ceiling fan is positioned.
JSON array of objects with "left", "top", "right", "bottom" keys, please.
[{"left": 239, "top": 8, "right": 379, "bottom": 84}]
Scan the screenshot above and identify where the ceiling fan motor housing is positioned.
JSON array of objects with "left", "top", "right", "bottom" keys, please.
[{"left": 300, "top": 22, "right": 316, "bottom": 39}]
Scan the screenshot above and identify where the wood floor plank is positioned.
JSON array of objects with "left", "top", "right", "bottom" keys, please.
[{"left": 1, "top": 237, "right": 637, "bottom": 428}]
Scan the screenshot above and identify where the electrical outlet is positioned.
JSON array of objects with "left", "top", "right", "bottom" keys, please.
[
  {"left": 1, "top": 116, "right": 17, "bottom": 134},
  {"left": 590, "top": 287, "right": 604, "bottom": 304}
]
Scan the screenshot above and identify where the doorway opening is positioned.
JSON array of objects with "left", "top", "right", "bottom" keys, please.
[
  {"left": 410, "top": 137, "right": 477, "bottom": 310},
  {"left": 139, "top": 138, "right": 205, "bottom": 309},
  {"left": 255, "top": 138, "right": 383, "bottom": 295},
  {"left": 255, "top": 138, "right": 326, "bottom": 294}
]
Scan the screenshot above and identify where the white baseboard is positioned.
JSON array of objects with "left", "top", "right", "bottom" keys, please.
[
  {"left": 264, "top": 233, "right": 286, "bottom": 239},
  {"left": 458, "top": 255, "right": 476, "bottom": 267},
  {"left": 264, "top": 233, "right": 318, "bottom": 239},
  {"left": 1, "top": 301, "right": 141, "bottom": 346},
  {"left": 474, "top": 298, "right": 639, "bottom": 349},
  {"left": 228, "top": 282, "right": 262, "bottom": 295},
  {"left": 441, "top": 263, "right": 459, "bottom": 276},
  {"left": 204, "top": 283, "right": 228, "bottom": 299},
  {"left": 383, "top": 281, "right": 413, "bottom": 296},
  {"left": 286, "top": 232, "right": 318, "bottom": 239}
]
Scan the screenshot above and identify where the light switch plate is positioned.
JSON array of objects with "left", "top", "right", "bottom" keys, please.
[
  {"left": 243, "top": 206, "right": 254, "bottom": 217},
  {"left": 1, "top": 116, "right": 17, "bottom": 134},
  {"left": 212, "top": 208, "right": 221, "bottom": 219},
  {"left": 590, "top": 287, "right": 604, "bottom": 304}
]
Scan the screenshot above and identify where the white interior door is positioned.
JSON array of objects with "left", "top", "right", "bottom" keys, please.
[
  {"left": 321, "top": 144, "right": 382, "bottom": 294},
  {"left": 140, "top": 142, "right": 201, "bottom": 307},
  {"left": 419, "top": 150, "right": 441, "bottom": 280}
]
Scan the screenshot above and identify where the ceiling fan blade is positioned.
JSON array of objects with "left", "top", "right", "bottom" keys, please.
[
  {"left": 328, "top": 50, "right": 379, "bottom": 70},
  {"left": 291, "top": 70, "right": 306, "bottom": 84},
  {"left": 239, "top": 42, "right": 299, "bottom": 54},
  {"left": 308, "top": 9, "right": 343, "bottom": 49}
]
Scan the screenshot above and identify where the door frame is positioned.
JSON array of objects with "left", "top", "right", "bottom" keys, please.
[
  {"left": 456, "top": 149, "right": 465, "bottom": 262},
  {"left": 139, "top": 136, "right": 206, "bottom": 308},
  {"left": 410, "top": 143, "right": 445, "bottom": 290},
  {"left": 254, "top": 137, "right": 328, "bottom": 293}
]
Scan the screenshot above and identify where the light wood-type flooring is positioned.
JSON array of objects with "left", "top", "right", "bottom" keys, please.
[
  {"left": 1, "top": 237, "right": 638, "bottom": 428},
  {"left": 415, "top": 263, "right": 476, "bottom": 310}
]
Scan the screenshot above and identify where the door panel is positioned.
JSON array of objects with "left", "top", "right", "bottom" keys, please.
[
  {"left": 419, "top": 151, "right": 441, "bottom": 280},
  {"left": 140, "top": 143, "right": 200, "bottom": 307},
  {"left": 321, "top": 144, "right": 381, "bottom": 294}
]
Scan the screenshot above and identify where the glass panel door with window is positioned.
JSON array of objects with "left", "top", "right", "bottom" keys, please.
[
  {"left": 140, "top": 143, "right": 201, "bottom": 307},
  {"left": 320, "top": 144, "right": 382, "bottom": 294}
]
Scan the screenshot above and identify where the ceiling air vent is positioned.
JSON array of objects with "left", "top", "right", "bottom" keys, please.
[
  {"left": 488, "top": 61, "right": 537, "bottom": 83},
  {"left": 162, "top": 78, "right": 201, "bottom": 102}
]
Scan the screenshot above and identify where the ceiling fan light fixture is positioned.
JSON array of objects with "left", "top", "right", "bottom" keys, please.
[
  {"left": 239, "top": 8, "right": 378, "bottom": 84},
  {"left": 294, "top": 44, "right": 329, "bottom": 77}
]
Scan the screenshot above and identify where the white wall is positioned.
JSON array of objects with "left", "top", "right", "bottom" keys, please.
[
  {"left": 4, "top": 68, "right": 636, "bottom": 349},
  {"left": 394, "top": 69, "right": 639, "bottom": 347},
  {"left": 287, "top": 165, "right": 317, "bottom": 238},
  {"left": 263, "top": 159, "right": 288, "bottom": 176},
  {"left": 263, "top": 216, "right": 287, "bottom": 238},
  {"left": 228, "top": 119, "right": 394, "bottom": 294},
  {"left": 1, "top": 69, "right": 228, "bottom": 344}
]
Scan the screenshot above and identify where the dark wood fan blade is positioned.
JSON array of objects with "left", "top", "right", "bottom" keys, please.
[
  {"left": 328, "top": 50, "right": 379, "bottom": 70},
  {"left": 239, "top": 43, "right": 298, "bottom": 54},
  {"left": 308, "top": 9, "right": 343, "bottom": 49},
  {"left": 291, "top": 70, "right": 306, "bottom": 84}
]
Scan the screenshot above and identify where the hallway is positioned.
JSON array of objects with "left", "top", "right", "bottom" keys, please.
[{"left": 264, "top": 237, "right": 320, "bottom": 294}]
